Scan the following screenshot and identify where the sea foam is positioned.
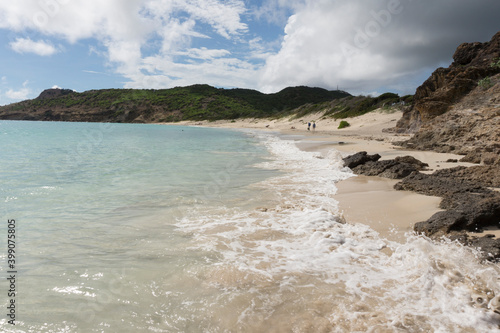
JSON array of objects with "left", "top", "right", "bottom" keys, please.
[{"left": 177, "top": 132, "right": 500, "bottom": 332}]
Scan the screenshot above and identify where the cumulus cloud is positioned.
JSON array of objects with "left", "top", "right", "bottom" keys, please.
[
  {"left": 129, "top": 53, "right": 259, "bottom": 89},
  {"left": 0, "top": 0, "right": 251, "bottom": 88},
  {"left": 0, "top": 0, "right": 498, "bottom": 95},
  {"left": 6, "top": 80, "right": 32, "bottom": 100},
  {"left": 259, "top": 0, "right": 500, "bottom": 94},
  {"left": 9, "top": 37, "right": 58, "bottom": 56}
]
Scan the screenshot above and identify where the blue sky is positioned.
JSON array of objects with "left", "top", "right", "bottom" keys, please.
[{"left": 0, "top": 0, "right": 499, "bottom": 105}]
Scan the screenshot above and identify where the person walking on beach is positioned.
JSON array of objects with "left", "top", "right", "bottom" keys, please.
[
  {"left": 312, "top": 122, "right": 316, "bottom": 131},
  {"left": 307, "top": 122, "right": 311, "bottom": 131}
]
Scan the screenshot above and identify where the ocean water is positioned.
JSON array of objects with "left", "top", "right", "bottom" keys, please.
[{"left": 0, "top": 121, "right": 499, "bottom": 332}]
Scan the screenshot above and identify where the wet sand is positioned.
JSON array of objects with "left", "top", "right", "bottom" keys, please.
[{"left": 164, "top": 109, "right": 485, "bottom": 241}]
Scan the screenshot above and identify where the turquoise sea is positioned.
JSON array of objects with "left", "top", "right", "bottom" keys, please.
[{"left": 1, "top": 121, "right": 499, "bottom": 332}]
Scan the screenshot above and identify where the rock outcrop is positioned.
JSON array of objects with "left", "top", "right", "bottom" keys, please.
[
  {"left": 398, "top": 83, "right": 500, "bottom": 164},
  {"left": 395, "top": 31, "right": 500, "bottom": 132},
  {"left": 342, "top": 151, "right": 381, "bottom": 169},
  {"left": 393, "top": 31, "right": 500, "bottom": 164},
  {"left": 343, "top": 153, "right": 428, "bottom": 179},
  {"left": 343, "top": 153, "right": 500, "bottom": 262},
  {"left": 396, "top": 169, "right": 500, "bottom": 261},
  {"left": 354, "top": 156, "right": 428, "bottom": 179},
  {"left": 36, "top": 88, "right": 74, "bottom": 100},
  {"left": 345, "top": 33, "right": 500, "bottom": 261},
  {"left": 395, "top": 169, "right": 500, "bottom": 222}
]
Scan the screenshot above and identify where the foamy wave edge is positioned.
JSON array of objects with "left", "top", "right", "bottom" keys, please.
[{"left": 176, "top": 131, "right": 500, "bottom": 331}]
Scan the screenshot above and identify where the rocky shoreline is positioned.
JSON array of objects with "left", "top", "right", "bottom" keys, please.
[
  {"left": 343, "top": 151, "right": 500, "bottom": 262},
  {"left": 348, "top": 31, "right": 500, "bottom": 262}
]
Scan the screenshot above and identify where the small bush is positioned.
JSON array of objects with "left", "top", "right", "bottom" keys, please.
[
  {"left": 338, "top": 120, "right": 350, "bottom": 129},
  {"left": 478, "top": 77, "right": 493, "bottom": 90},
  {"left": 490, "top": 57, "right": 500, "bottom": 69}
]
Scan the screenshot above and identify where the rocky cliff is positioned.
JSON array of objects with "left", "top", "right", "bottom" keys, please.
[{"left": 394, "top": 31, "right": 500, "bottom": 164}]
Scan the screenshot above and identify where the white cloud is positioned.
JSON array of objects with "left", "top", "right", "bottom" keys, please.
[
  {"left": 127, "top": 53, "right": 258, "bottom": 89},
  {"left": 175, "top": 47, "right": 231, "bottom": 60},
  {"left": 6, "top": 80, "right": 32, "bottom": 100},
  {"left": 259, "top": 0, "right": 416, "bottom": 93},
  {"left": 0, "top": 1, "right": 150, "bottom": 43},
  {"left": 1, "top": 1, "right": 499, "bottom": 95},
  {"left": 0, "top": 0, "right": 252, "bottom": 88},
  {"left": 259, "top": 0, "right": 500, "bottom": 94},
  {"left": 251, "top": 0, "right": 305, "bottom": 25},
  {"left": 174, "top": 0, "right": 248, "bottom": 38},
  {"left": 9, "top": 37, "right": 58, "bottom": 56},
  {"left": 83, "top": 70, "right": 109, "bottom": 75}
]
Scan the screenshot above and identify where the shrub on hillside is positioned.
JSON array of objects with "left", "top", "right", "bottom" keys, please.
[
  {"left": 338, "top": 120, "right": 350, "bottom": 129},
  {"left": 478, "top": 77, "right": 493, "bottom": 90}
]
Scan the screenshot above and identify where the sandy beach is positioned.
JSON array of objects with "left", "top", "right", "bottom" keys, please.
[{"left": 168, "top": 109, "right": 499, "bottom": 241}]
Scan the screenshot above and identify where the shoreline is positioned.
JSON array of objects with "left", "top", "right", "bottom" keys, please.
[{"left": 163, "top": 110, "right": 499, "bottom": 242}]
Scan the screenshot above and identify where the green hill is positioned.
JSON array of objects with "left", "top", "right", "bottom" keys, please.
[{"left": 0, "top": 85, "right": 351, "bottom": 123}]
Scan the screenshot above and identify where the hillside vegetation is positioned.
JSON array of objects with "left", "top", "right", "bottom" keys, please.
[
  {"left": 290, "top": 93, "right": 412, "bottom": 120},
  {"left": 0, "top": 84, "right": 410, "bottom": 123},
  {"left": 0, "top": 85, "right": 349, "bottom": 123}
]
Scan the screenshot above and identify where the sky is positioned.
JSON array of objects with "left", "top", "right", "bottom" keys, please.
[{"left": 0, "top": 0, "right": 499, "bottom": 105}]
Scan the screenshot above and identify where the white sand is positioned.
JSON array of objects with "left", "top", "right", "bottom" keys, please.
[{"left": 165, "top": 109, "right": 492, "bottom": 241}]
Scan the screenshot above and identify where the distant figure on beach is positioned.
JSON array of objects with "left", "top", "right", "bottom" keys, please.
[
  {"left": 307, "top": 122, "right": 311, "bottom": 130},
  {"left": 313, "top": 122, "right": 316, "bottom": 131}
]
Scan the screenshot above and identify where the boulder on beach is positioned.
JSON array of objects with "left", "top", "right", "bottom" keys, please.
[{"left": 343, "top": 153, "right": 428, "bottom": 179}]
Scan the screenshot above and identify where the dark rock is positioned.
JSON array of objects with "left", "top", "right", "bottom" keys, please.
[
  {"left": 345, "top": 148, "right": 500, "bottom": 261},
  {"left": 453, "top": 42, "right": 483, "bottom": 65},
  {"left": 394, "top": 171, "right": 489, "bottom": 198},
  {"left": 354, "top": 160, "right": 424, "bottom": 179},
  {"left": 342, "top": 151, "right": 381, "bottom": 169},
  {"left": 414, "top": 194, "right": 500, "bottom": 236},
  {"left": 378, "top": 163, "right": 422, "bottom": 179},
  {"left": 352, "top": 159, "right": 398, "bottom": 176},
  {"left": 446, "top": 159, "right": 458, "bottom": 163},
  {"left": 470, "top": 236, "right": 500, "bottom": 261},
  {"left": 449, "top": 233, "right": 500, "bottom": 262},
  {"left": 344, "top": 153, "right": 428, "bottom": 179},
  {"left": 434, "top": 165, "right": 500, "bottom": 188},
  {"left": 394, "top": 164, "right": 500, "bottom": 261},
  {"left": 439, "top": 192, "right": 492, "bottom": 211},
  {"left": 414, "top": 211, "right": 467, "bottom": 236},
  {"left": 394, "top": 156, "right": 429, "bottom": 168}
]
